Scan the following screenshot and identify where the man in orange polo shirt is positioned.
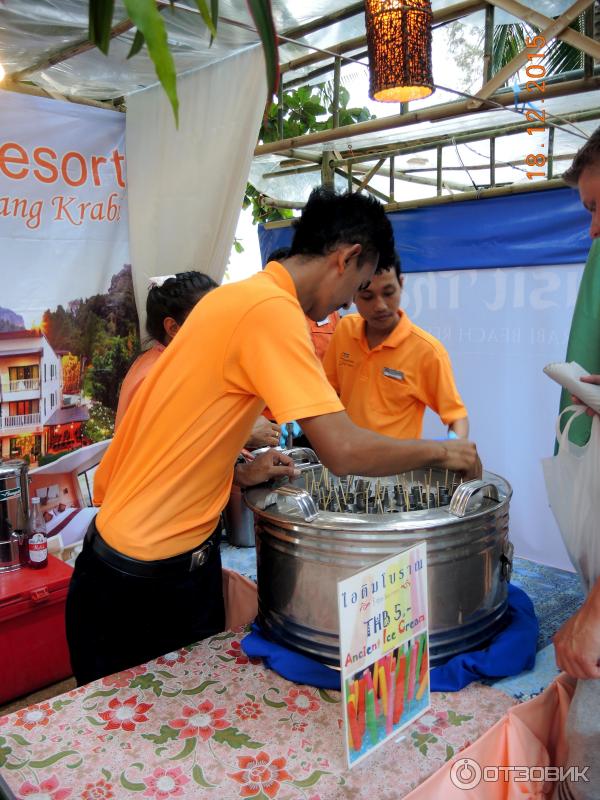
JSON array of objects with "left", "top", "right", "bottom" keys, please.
[
  {"left": 66, "top": 188, "right": 481, "bottom": 685},
  {"left": 323, "top": 252, "right": 469, "bottom": 440},
  {"left": 266, "top": 247, "right": 340, "bottom": 362}
]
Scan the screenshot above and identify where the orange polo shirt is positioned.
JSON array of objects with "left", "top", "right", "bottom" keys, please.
[
  {"left": 115, "top": 343, "right": 165, "bottom": 430},
  {"left": 262, "top": 311, "right": 341, "bottom": 420},
  {"left": 94, "top": 261, "right": 343, "bottom": 560},
  {"left": 322, "top": 311, "right": 467, "bottom": 440},
  {"left": 307, "top": 312, "right": 340, "bottom": 361}
]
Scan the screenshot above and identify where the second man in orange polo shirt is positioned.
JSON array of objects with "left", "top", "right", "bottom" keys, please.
[{"left": 323, "top": 252, "right": 468, "bottom": 440}]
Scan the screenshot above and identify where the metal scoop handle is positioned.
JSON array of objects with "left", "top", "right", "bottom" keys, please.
[
  {"left": 449, "top": 479, "right": 500, "bottom": 518},
  {"left": 260, "top": 485, "right": 319, "bottom": 522}
]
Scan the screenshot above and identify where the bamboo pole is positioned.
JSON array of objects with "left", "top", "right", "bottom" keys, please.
[
  {"left": 548, "top": 127, "right": 556, "bottom": 180},
  {"left": 283, "top": 51, "right": 370, "bottom": 91},
  {"left": 263, "top": 160, "right": 471, "bottom": 189},
  {"left": 332, "top": 107, "right": 600, "bottom": 165},
  {"left": 321, "top": 150, "right": 336, "bottom": 190},
  {"left": 254, "top": 76, "right": 600, "bottom": 157},
  {"left": 279, "top": 0, "right": 487, "bottom": 76},
  {"left": 280, "top": 35, "right": 367, "bottom": 75},
  {"left": 262, "top": 178, "right": 567, "bottom": 228},
  {"left": 397, "top": 171, "right": 471, "bottom": 190},
  {"left": 0, "top": 79, "right": 123, "bottom": 112},
  {"left": 384, "top": 177, "right": 566, "bottom": 211},
  {"left": 7, "top": 16, "right": 137, "bottom": 82},
  {"left": 278, "top": 149, "right": 323, "bottom": 164},
  {"left": 262, "top": 197, "right": 305, "bottom": 209},
  {"left": 333, "top": 57, "right": 341, "bottom": 129},
  {"left": 483, "top": 5, "right": 495, "bottom": 83},
  {"left": 263, "top": 164, "right": 321, "bottom": 179},
  {"left": 334, "top": 168, "right": 390, "bottom": 201},
  {"left": 470, "top": 0, "right": 596, "bottom": 106},
  {"left": 486, "top": 0, "right": 600, "bottom": 61},
  {"left": 354, "top": 158, "right": 386, "bottom": 193},
  {"left": 281, "top": 2, "right": 365, "bottom": 41}
]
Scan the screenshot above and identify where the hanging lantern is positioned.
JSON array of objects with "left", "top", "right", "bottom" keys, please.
[{"left": 365, "top": 0, "right": 435, "bottom": 103}]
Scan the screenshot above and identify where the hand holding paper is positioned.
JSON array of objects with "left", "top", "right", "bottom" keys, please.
[{"left": 543, "top": 361, "right": 600, "bottom": 416}]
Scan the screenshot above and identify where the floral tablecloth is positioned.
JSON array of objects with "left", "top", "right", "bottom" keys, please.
[{"left": 0, "top": 630, "right": 515, "bottom": 799}]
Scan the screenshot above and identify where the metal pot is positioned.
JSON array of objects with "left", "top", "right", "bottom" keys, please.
[
  {"left": 223, "top": 484, "right": 256, "bottom": 547},
  {"left": 0, "top": 460, "right": 30, "bottom": 572},
  {"left": 244, "top": 450, "right": 513, "bottom": 666}
]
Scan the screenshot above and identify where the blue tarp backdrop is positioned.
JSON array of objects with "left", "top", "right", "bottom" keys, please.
[{"left": 258, "top": 187, "right": 590, "bottom": 272}]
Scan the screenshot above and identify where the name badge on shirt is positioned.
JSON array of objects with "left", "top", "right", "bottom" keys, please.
[
  {"left": 316, "top": 317, "right": 330, "bottom": 327},
  {"left": 383, "top": 367, "right": 405, "bottom": 381}
]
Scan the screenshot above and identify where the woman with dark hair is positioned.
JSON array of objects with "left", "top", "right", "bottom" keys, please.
[{"left": 115, "top": 272, "right": 218, "bottom": 428}]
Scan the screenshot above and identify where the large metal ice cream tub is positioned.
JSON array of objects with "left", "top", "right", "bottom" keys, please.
[{"left": 244, "top": 449, "right": 513, "bottom": 666}]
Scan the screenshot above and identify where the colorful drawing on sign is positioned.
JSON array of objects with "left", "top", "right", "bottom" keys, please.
[{"left": 337, "top": 543, "right": 430, "bottom": 767}]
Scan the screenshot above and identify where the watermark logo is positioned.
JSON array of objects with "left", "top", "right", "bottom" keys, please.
[
  {"left": 450, "top": 758, "right": 589, "bottom": 789},
  {"left": 451, "top": 758, "right": 482, "bottom": 789}
]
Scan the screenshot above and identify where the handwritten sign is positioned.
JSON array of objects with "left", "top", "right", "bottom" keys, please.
[{"left": 337, "top": 543, "right": 430, "bottom": 767}]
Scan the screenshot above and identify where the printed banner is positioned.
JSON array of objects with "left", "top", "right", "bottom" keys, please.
[
  {"left": 338, "top": 543, "right": 430, "bottom": 767},
  {"left": 0, "top": 90, "right": 138, "bottom": 467}
]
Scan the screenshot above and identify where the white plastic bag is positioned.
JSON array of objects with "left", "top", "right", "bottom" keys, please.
[{"left": 542, "top": 405, "right": 600, "bottom": 592}]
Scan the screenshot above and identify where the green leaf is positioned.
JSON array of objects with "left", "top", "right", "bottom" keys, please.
[
  {"left": 210, "top": 0, "right": 219, "bottom": 45},
  {"left": 142, "top": 724, "right": 179, "bottom": 745},
  {"left": 120, "top": 770, "right": 145, "bottom": 791},
  {"left": 292, "top": 770, "right": 331, "bottom": 789},
  {"left": 245, "top": 0, "right": 279, "bottom": 98},
  {"left": 447, "top": 710, "right": 473, "bottom": 726},
  {"left": 123, "top": 0, "right": 179, "bottom": 125},
  {"left": 338, "top": 85, "right": 350, "bottom": 108},
  {"left": 193, "top": 764, "right": 216, "bottom": 787},
  {"left": 5, "top": 759, "right": 29, "bottom": 770},
  {"left": 212, "top": 726, "right": 264, "bottom": 749},
  {"left": 245, "top": 693, "right": 256, "bottom": 701},
  {"left": 52, "top": 699, "right": 73, "bottom": 712},
  {"left": 302, "top": 101, "right": 326, "bottom": 116},
  {"left": 85, "top": 716, "right": 107, "bottom": 727},
  {"left": 127, "top": 28, "right": 145, "bottom": 59},
  {"left": 130, "top": 674, "right": 164, "bottom": 695},
  {"left": 318, "top": 688, "right": 340, "bottom": 704},
  {"left": 217, "top": 654, "right": 235, "bottom": 662},
  {"left": 83, "top": 688, "right": 118, "bottom": 702},
  {"left": 7, "top": 733, "right": 31, "bottom": 746},
  {"left": 102, "top": 768, "right": 112, "bottom": 781},
  {"left": 0, "top": 746, "right": 12, "bottom": 769},
  {"left": 67, "top": 758, "right": 84, "bottom": 769},
  {"left": 182, "top": 680, "right": 219, "bottom": 695},
  {"left": 29, "top": 750, "right": 79, "bottom": 769},
  {"left": 155, "top": 670, "right": 178, "bottom": 679},
  {"left": 192, "top": 0, "right": 217, "bottom": 37},
  {"left": 262, "top": 692, "right": 286, "bottom": 709},
  {"left": 89, "top": 0, "right": 116, "bottom": 55},
  {"left": 170, "top": 736, "right": 197, "bottom": 760},
  {"left": 446, "top": 744, "right": 455, "bottom": 761}
]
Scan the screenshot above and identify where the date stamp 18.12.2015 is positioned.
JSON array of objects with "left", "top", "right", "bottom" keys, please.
[{"left": 518, "top": 35, "right": 549, "bottom": 180}]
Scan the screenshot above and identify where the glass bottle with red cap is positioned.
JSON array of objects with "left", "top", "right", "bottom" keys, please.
[{"left": 28, "top": 497, "right": 48, "bottom": 569}]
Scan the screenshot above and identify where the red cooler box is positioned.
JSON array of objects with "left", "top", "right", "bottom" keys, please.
[{"left": 0, "top": 556, "right": 73, "bottom": 704}]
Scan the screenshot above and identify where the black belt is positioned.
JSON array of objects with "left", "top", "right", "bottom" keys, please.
[{"left": 85, "top": 519, "right": 219, "bottom": 578}]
